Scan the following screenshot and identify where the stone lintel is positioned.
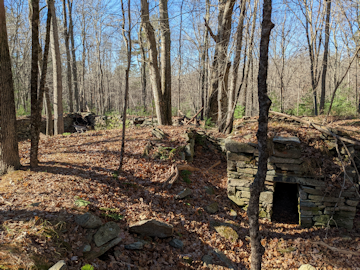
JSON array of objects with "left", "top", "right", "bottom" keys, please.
[{"left": 269, "top": 156, "right": 303, "bottom": 164}]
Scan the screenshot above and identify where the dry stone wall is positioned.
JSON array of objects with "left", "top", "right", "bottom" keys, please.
[{"left": 226, "top": 136, "right": 360, "bottom": 229}]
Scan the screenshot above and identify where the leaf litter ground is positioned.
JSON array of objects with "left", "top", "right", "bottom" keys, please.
[{"left": 0, "top": 123, "right": 359, "bottom": 269}]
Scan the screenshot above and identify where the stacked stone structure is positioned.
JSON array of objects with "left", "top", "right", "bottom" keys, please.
[{"left": 226, "top": 136, "right": 359, "bottom": 229}]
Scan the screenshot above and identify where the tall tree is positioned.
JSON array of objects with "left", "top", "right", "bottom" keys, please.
[
  {"left": 49, "top": 0, "right": 64, "bottom": 134},
  {"left": 62, "top": 0, "right": 73, "bottom": 112},
  {"left": 247, "top": 0, "right": 274, "bottom": 269},
  {"left": 118, "top": 0, "right": 131, "bottom": 171},
  {"left": 319, "top": 0, "right": 331, "bottom": 114},
  {"left": 30, "top": 0, "right": 52, "bottom": 167},
  {"left": 204, "top": 0, "right": 236, "bottom": 128},
  {"left": 0, "top": 0, "right": 21, "bottom": 173},
  {"left": 67, "top": 0, "right": 80, "bottom": 112},
  {"left": 200, "top": 0, "right": 210, "bottom": 120},
  {"left": 223, "top": 0, "right": 248, "bottom": 134},
  {"left": 141, "top": 0, "right": 172, "bottom": 125},
  {"left": 138, "top": 24, "right": 147, "bottom": 112}
]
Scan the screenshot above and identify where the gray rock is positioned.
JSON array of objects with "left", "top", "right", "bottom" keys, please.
[
  {"left": 152, "top": 128, "right": 166, "bottom": 139},
  {"left": 205, "top": 186, "right": 215, "bottom": 195},
  {"left": 48, "top": 260, "right": 67, "bottom": 270},
  {"left": 84, "top": 237, "right": 122, "bottom": 260},
  {"left": 308, "top": 195, "right": 344, "bottom": 203},
  {"left": 125, "top": 241, "right": 144, "bottom": 250},
  {"left": 225, "top": 138, "right": 256, "bottom": 153},
  {"left": 298, "top": 264, "right": 316, "bottom": 270},
  {"left": 269, "top": 156, "right": 303, "bottom": 164},
  {"left": 169, "top": 238, "right": 184, "bottom": 249},
  {"left": 94, "top": 221, "right": 121, "bottom": 247},
  {"left": 276, "top": 163, "right": 305, "bottom": 172},
  {"left": 213, "top": 248, "right": 236, "bottom": 270},
  {"left": 259, "top": 191, "right": 273, "bottom": 203},
  {"left": 82, "top": 244, "right": 91, "bottom": 253},
  {"left": 273, "top": 147, "right": 302, "bottom": 159},
  {"left": 345, "top": 200, "right": 359, "bottom": 207},
  {"left": 202, "top": 254, "right": 213, "bottom": 267},
  {"left": 227, "top": 151, "right": 253, "bottom": 162},
  {"left": 206, "top": 202, "right": 219, "bottom": 214},
  {"left": 129, "top": 219, "right": 173, "bottom": 238},
  {"left": 211, "top": 222, "right": 238, "bottom": 243},
  {"left": 273, "top": 136, "right": 300, "bottom": 145},
  {"left": 75, "top": 213, "right": 103, "bottom": 229},
  {"left": 175, "top": 188, "right": 192, "bottom": 199}
]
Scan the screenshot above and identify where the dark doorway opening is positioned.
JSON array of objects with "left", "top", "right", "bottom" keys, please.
[{"left": 271, "top": 182, "right": 299, "bottom": 224}]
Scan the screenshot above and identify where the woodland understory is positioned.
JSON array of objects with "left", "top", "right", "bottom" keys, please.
[{"left": 0, "top": 119, "right": 360, "bottom": 270}]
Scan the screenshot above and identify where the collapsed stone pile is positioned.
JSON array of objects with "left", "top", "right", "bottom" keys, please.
[{"left": 225, "top": 136, "right": 360, "bottom": 229}]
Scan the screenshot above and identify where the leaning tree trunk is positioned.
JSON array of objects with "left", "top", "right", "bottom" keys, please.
[
  {"left": 247, "top": 0, "right": 274, "bottom": 269},
  {"left": 138, "top": 24, "right": 147, "bottom": 112},
  {"left": 49, "top": 0, "right": 64, "bottom": 135},
  {"left": 0, "top": 0, "right": 21, "bottom": 173}
]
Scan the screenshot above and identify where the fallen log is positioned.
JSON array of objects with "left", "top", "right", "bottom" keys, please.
[
  {"left": 269, "top": 111, "right": 360, "bottom": 146},
  {"left": 185, "top": 107, "right": 203, "bottom": 125},
  {"left": 312, "top": 241, "right": 360, "bottom": 256}
]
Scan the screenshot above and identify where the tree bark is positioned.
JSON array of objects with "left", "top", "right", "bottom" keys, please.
[
  {"left": 247, "top": 0, "right": 274, "bottom": 269},
  {"left": 49, "top": 0, "right": 64, "bottom": 134},
  {"left": 118, "top": 0, "right": 131, "bottom": 171},
  {"left": 223, "top": 0, "right": 247, "bottom": 134},
  {"left": 177, "top": 0, "right": 184, "bottom": 115},
  {"left": 200, "top": 0, "right": 210, "bottom": 120},
  {"left": 141, "top": 0, "right": 172, "bottom": 125},
  {"left": 0, "top": 0, "right": 21, "bottom": 173},
  {"left": 62, "top": 0, "right": 73, "bottom": 112},
  {"left": 67, "top": 0, "right": 80, "bottom": 112},
  {"left": 30, "top": 0, "right": 52, "bottom": 167},
  {"left": 205, "top": 0, "right": 236, "bottom": 125},
  {"left": 319, "top": 0, "right": 331, "bottom": 114},
  {"left": 138, "top": 24, "right": 147, "bottom": 112}
]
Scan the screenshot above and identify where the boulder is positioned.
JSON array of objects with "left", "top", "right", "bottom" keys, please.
[
  {"left": 129, "top": 219, "right": 173, "bottom": 238},
  {"left": 84, "top": 237, "right": 122, "bottom": 260},
  {"left": 211, "top": 222, "right": 238, "bottom": 243},
  {"left": 175, "top": 188, "right": 192, "bottom": 199},
  {"left": 75, "top": 213, "right": 103, "bottom": 229},
  {"left": 125, "top": 241, "right": 144, "bottom": 250},
  {"left": 206, "top": 202, "right": 219, "bottom": 214},
  {"left": 169, "top": 238, "right": 184, "bottom": 249},
  {"left": 93, "top": 222, "right": 121, "bottom": 247}
]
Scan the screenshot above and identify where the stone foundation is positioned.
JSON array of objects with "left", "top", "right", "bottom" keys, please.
[{"left": 226, "top": 136, "right": 360, "bottom": 229}]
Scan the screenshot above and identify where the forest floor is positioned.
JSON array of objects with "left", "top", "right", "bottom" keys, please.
[{"left": 0, "top": 118, "right": 360, "bottom": 270}]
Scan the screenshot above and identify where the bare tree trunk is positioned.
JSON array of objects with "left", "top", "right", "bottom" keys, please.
[
  {"left": 80, "top": 0, "right": 86, "bottom": 112},
  {"left": 62, "top": 0, "right": 73, "bottom": 112},
  {"left": 159, "top": 0, "right": 172, "bottom": 124},
  {"left": 30, "top": 0, "right": 51, "bottom": 167},
  {"left": 44, "top": 88, "right": 53, "bottom": 136},
  {"left": 139, "top": 24, "right": 147, "bottom": 112},
  {"left": 247, "top": 0, "right": 274, "bottom": 269},
  {"left": 141, "top": 0, "right": 172, "bottom": 125},
  {"left": 0, "top": 0, "right": 21, "bottom": 173},
  {"left": 50, "top": 0, "right": 64, "bottom": 134},
  {"left": 118, "top": 0, "right": 131, "bottom": 171},
  {"left": 205, "top": 0, "right": 236, "bottom": 125},
  {"left": 200, "top": 0, "right": 210, "bottom": 120},
  {"left": 177, "top": 0, "right": 184, "bottom": 115},
  {"left": 319, "top": 0, "right": 331, "bottom": 114},
  {"left": 223, "top": 0, "right": 247, "bottom": 134},
  {"left": 67, "top": 0, "right": 79, "bottom": 112}
]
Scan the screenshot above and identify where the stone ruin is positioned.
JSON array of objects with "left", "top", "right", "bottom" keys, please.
[{"left": 225, "top": 136, "right": 360, "bottom": 230}]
